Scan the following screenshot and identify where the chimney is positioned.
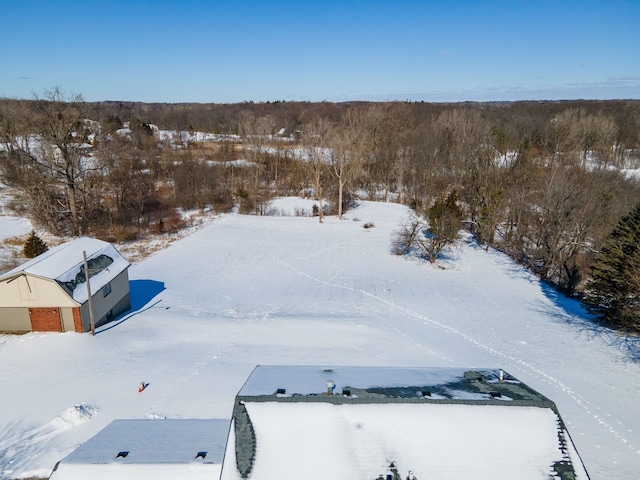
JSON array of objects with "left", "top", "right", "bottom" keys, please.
[{"left": 326, "top": 380, "right": 335, "bottom": 396}]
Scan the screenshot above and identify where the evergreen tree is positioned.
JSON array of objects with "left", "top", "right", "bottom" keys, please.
[
  {"left": 23, "top": 230, "right": 48, "bottom": 258},
  {"left": 425, "top": 190, "right": 463, "bottom": 263},
  {"left": 583, "top": 203, "right": 640, "bottom": 332}
]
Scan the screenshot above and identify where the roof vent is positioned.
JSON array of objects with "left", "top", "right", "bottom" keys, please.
[
  {"left": 326, "top": 380, "right": 335, "bottom": 396},
  {"left": 196, "top": 451, "right": 207, "bottom": 459},
  {"left": 421, "top": 390, "right": 432, "bottom": 397},
  {"left": 490, "top": 392, "right": 502, "bottom": 398},
  {"left": 276, "top": 388, "right": 286, "bottom": 395},
  {"left": 342, "top": 388, "right": 351, "bottom": 397},
  {"left": 116, "top": 451, "right": 129, "bottom": 458}
]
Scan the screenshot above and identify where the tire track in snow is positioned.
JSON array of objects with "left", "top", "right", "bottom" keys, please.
[
  {"left": 272, "top": 252, "right": 639, "bottom": 457},
  {"left": 457, "top": 259, "right": 640, "bottom": 457}
]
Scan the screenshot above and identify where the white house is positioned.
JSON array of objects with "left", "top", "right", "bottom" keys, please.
[{"left": 0, "top": 237, "right": 131, "bottom": 333}]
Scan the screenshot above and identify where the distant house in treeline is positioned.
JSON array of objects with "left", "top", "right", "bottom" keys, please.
[{"left": 0, "top": 237, "right": 131, "bottom": 333}]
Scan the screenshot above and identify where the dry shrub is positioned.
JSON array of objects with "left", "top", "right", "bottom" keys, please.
[
  {"left": 155, "top": 182, "right": 174, "bottom": 201},
  {"left": 213, "top": 194, "right": 235, "bottom": 213},
  {"left": 159, "top": 209, "right": 187, "bottom": 234},
  {"left": 110, "top": 226, "right": 139, "bottom": 243}
]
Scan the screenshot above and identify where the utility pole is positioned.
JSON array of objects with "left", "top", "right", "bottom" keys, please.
[{"left": 83, "top": 251, "right": 96, "bottom": 336}]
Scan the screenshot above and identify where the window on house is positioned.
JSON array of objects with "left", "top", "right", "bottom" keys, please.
[{"left": 102, "top": 283, "right": 112, "bottom": 298}]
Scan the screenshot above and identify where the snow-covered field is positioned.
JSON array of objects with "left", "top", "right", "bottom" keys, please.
[
  {"left": 1, "top": 198, "right": 639, "bottom": 479},
  {"left": 0, "top": 184, "right": 31, "bottom": 240}
]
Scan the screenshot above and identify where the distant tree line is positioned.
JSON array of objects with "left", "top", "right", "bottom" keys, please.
[{"left": 1, "top": 90, "right": 639, "bottom": 331}]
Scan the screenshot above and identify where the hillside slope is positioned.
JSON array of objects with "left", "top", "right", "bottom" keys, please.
[{"left": 1, "top": 200, "right": 639, "bottom": 479}]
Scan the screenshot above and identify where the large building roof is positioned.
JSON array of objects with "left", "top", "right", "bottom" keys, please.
[
  {"left": 0, "top": 237, "right": 130, "bottom": 303},
  {"left": 222, "top": 366, "right": 590, "bottom": 480}
]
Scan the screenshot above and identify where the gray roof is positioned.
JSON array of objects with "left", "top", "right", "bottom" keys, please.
[
  {"left": 236, "top": 365, "right": 555, "bottom": 407},
  {"left": 60, "top": 419, "right": 229, "bottom": 465}
]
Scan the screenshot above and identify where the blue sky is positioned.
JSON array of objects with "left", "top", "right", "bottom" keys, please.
[{"left": 1, "top": 0, "right": 638, "bottom": 103}]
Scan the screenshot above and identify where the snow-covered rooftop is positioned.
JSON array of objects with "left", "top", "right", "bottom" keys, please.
[
  {"left": 236, "top": 365, "right": 547, "bottom": 401},
  {"left": 223, "top": 366, "right": 589, "bottom": 480},
  {"left": 50, "top": 419, "right": 229, "bottom": 480},
  {"left": 0, "top": 237, "right": 130, "bottom": 303}
]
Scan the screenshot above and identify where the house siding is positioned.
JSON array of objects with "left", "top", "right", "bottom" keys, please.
[
  {"left": 0, "top": 307, "right": 31, "bottom": 332},
  {"left": 29, "top": 307, "right": 62, "bottom": 332},
  {"left": 1, "top": 307, "right": 84, "bottom": 333},
  {"left": 72, "top": 307, "right": 83, "bottom": 332},
  {"left": 78, "top": 271, "right": 131, "bottom": 332},
  {"left": 0, "top": 275, "right": 77, "bottom": 308},
  {"left": 60, "top": 307, "right": 83, "bottom": 332},
  {"left": 0, "top": 276, "right": 78, "bottom": 333}
]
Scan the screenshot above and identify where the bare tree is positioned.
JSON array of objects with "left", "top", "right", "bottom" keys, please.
[
  {"left": 525, "top": 164, "right": 619, "bottom": 293},
  {"left": 238, "top": 111, "right": 276, "bottom": 202},
  {"left": 391, "top": 192, "right": 462, "bottom": 264},
  {"left": 364, "top": 103, "right": 412, "bottom": 201},
  {"left": 330, "top": 108, "right": 368, "bottom": 219},
  {"left": 94, "top": 132, "right": 153, "bottom": 230},
  {"left": 540, "top": 108, "right": 619, "bottom": 171},
  {"left": 543, "top": 109, "right": 583, "bottom": 166},
  {"left": 0, "top": 99, "right": 33, "bottom": 189},
  {"left": 579, "top": 112, "right": 618, "bottom": 168},
  {"left": 0, "top": 99, "right": 31, "bottom": 156},
  {"left": 301, "top": 116, "right": 333, "bottom": 223},
  {"left": 390, "top": 213, "right": 427, "bottom": 256},
  {"left": 27, "top": 88, "right": 94, "bottom": 235},
  {"left": 432, "top": 108, "right": 505, "bottom": 246}
]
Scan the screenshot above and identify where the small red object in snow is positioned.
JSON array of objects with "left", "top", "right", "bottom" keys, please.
[{"left": 138, "top": 382, "right": 148, "bottom": 393}]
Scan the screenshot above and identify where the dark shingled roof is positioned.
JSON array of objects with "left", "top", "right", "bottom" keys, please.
[{"left": 229, "top": 366, "right": 589, "bottom": 480}]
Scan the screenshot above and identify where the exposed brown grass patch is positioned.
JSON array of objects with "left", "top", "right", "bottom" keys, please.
[{"left": 2, "top": 234, "right": 29, "bottom": 247}]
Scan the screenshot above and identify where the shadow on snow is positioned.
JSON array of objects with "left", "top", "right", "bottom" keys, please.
[
  {"left": 465, "top": 234, "right": 640, "bottom": 363},
  {"left": 96, "top": 279, "right": 165, "bottom": 334},
  {"left": 537, "top": 272, "right": 640, "bottom": 363}
]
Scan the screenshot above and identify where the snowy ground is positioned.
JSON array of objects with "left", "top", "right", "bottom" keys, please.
[
  {"left": 0, "top": 217, "right": 31, "bottom": 242},
  {"left": 0, "top": 183, "right": 34, "bottom": 269},
  {"left": 0, "top": 199, "right": 639, "bottom": 479},
  {"left": 0, "top": 184, "right": 31, "bottom": 240}
]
